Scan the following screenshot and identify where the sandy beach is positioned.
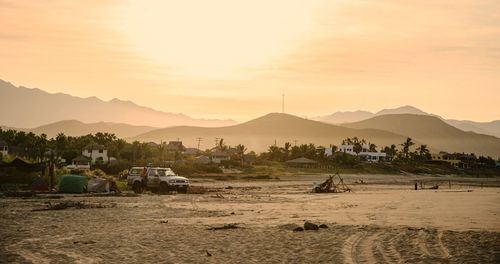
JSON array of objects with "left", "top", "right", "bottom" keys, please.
[{"left": 1, "top": 174, "right": 499, "bottom": 263}]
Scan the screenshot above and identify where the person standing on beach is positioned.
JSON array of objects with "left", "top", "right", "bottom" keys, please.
[{"left": 141, "top": 167, "right": 148, "bottom": 191}]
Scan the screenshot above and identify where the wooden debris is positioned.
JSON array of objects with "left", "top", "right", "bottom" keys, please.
[
  {"left": 207, "top": 224, "right": 239, "bottom": 230},
  {"left": 313, "top": 173, "right": 351, "bottom": 193},
  {"left": 33, "top": 200, "right": 116, "bottom": 211}
]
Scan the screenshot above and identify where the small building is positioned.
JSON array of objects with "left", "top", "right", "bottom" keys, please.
[
  {"left": 185, "top": 148, "right": 201, "bottom": 156},
  {"left": 358, "top": 152, "right": 387, "bottom": 162},
  {"left": 431, "top": 152, "right": 460, "bottom": 167},
  {"left": 166, "top": 141, "right": 186, "bottom": 153},
  {"left": 243, "top": 154, "right": 257, "bottom": 165},
  {"left": 327, "top": 144, "right": 386, "bottom": 161},
  {"left": 146, "top": 142, "right": 159, "bottom": 148},
  {"left": 285, "top": 157, "right": 317, "bottom": 167},
  {"left": 194, "top": 155, "right": 211, "bottom": 165},
  {"left": 0, "top": 138, "right": 8, "bottom": 157},
  {"left": 211, "top": 151, "right": 230, "bottom": 164},
  {"left": 82, "top": 143, "right": 108, "bottom": 164},
  {"left": 67, "top": 155, "right": 91, "bottom": 169}
]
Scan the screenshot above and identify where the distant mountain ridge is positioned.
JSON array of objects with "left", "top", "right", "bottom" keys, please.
[
  {"left": 0, "top": 79, "right": 236, "bottom": 128},
  {"left": 133, "top": 112, "right": 412, "bottom": 152},
  {"left": 30, "top": 120, "right": 157, "bottom": 139},
  {"left": 315, "top": 105, "right": 500, "bottom": 138},
  {"left": 342, "top": 114, "right": 500, "bottom": 157}
]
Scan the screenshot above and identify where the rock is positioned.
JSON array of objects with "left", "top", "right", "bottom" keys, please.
[
  {"left": 304, "top": 221, "right": 319, "bottom": 230},
  {"left": 319, "top": 224, "right": 329, "bottom": 229},
  {"left": 293, "top": 227, "right": 304, "bottom": 232}
]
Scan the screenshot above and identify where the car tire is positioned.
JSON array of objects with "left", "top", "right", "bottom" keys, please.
[
  {"left": 159, "top": 182, "right": 170, "bottom": 194},
  {"left": 178, "top": 186, "right": 188, "bottom": 194},
  {"left": 133, "top": 181, "right": 143, "bottom": 194}
]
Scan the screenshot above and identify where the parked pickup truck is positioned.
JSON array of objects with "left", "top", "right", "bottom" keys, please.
[{"left": 127, "top": 167, "right": 189, "bottom": 194}]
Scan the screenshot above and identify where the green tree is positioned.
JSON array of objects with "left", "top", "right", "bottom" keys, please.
[
  {"left": 400, "top": 137, "right": 415, "bottom": 159},
  {"left": 369, "top": 143, "right": 377, "bottom": 152}
]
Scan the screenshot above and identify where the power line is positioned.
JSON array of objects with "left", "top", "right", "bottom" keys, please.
[{"left": 196, "top": 137, "right": 203, "bottom": 150}]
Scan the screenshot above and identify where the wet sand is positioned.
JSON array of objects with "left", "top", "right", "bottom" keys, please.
[{"left": 1, "top": 174, "right": 499, "bottom": 263}]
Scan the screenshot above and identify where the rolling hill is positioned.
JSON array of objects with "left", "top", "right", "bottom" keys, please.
[
  {"left": 0, "top": 79, "right": 236, "bottom": 128},
  {"left": 342, "top": 114, "right": 500, "bottom": 157},
  {"left": 316, "top": 105, "right": 500, "bottom": 138},
  {"left": 30, "top": 120, "right": 157, "bottom": 139},
  {"left": 315, "top": 105, "right": 428, "bottom": 124},
  {"left": 446, "top": 120, "right": 500, "bottom": 138},
  {"left": 133, "top": 113, "right": 410, "bottom": 152}
]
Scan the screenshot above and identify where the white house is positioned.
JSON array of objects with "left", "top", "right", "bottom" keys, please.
[
  {"left": 211, "top": 151, "right": 230, "bottom": 164},
  {"left": 67, "top": 155, "right": 91, "bottom": 169},
  {"left": 326, "top": 144, "right": 387, "bottom": 162},
  {"left": 0, "top": 139, "right": 8, "bottom": 157},
  {"left": 82, "top": 143, "right": 109, "bottom": 164}
]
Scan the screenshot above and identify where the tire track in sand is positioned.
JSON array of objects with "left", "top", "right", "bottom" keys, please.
[
  {"left": 342, "top": 231, "right": 365, "bottom": 264},
  {"left": 342, "top": 229, "right": 384, "bottom": 264},
  {"left": 374, "top": 230, "right": 404, "bottom": 264},
  {"left": 418, "top": 229, "right": 451, "bottom": 261}
]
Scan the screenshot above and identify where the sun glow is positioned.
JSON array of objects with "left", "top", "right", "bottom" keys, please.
[{"left": 114, "top": 0, "right": 322, "bottom": 78}]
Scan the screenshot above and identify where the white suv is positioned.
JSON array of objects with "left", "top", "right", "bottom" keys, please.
[{"left": 127, "top": 167, "right": 190, "bottom": 194}]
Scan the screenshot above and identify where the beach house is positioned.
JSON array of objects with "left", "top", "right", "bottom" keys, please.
[
  {"left": 82, "top": 143, "right": 109, "bottom": 164},
  {"left": 326, "top": 144, "right": 387, "bottom": 162},
  {"left": 0, "top": 138, "right": 8, "bottom": 157}
]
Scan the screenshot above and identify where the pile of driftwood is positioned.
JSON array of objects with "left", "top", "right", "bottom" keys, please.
[
  {"left": 313, "top": 174, "right": 351, "bottom": 193},
  {"left": 33, "top": 200, "right": 116, "bottom": 211}
]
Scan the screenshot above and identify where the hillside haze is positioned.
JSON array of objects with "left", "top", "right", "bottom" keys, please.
[
  {"left": 30, "top": 120, "right": 157, "bottom": 139},
  {"left": 316, "top": 105, "right": 428, "bottom": 124},
  {"left": 0, "top": 79, "right": 236, "bottom": 128},
  {"left": 342, "top": 114, "right": 500, "bottom": 157},
  {"left": 133, "top": 113, "right": 410, "bottom": 152},
  {"left": 316, "top": 105, "right": 500, "bottom": 138}
]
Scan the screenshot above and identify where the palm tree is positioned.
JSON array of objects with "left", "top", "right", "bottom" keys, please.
[
  {"left": 268, "top": 145, "right": 282, "bottom": 161},
  {"left": 401, "top": 137, "right": 415, "bottom": 159},
  {"left": 369, "top": 143, "right": 377, "bottom": 152},
  {"left": 416, "top": 144, "right": 430, "bottom": 161},
  {"left": 282, "top": 142, "right": 292, "bottom": 160},
  {"left": 217, "top": 138, "right": 228, "bottom": 152},
  {"left": 158, "top": 141, "right": 166, "bottom": 163},
  {"left": 236, "top": 144, "right": 247, "bottom": 165}
]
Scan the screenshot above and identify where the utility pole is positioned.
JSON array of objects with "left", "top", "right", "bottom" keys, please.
[
  {"left": 196, "top": 137, "right": 203, "bottom": 150},
  {"left": 294, "top": 140, "right": 298, "bottom": 146},
  {"left": 282, "top": 93, "right": 285, "bottom": 113},
  {"left": 214, "top": 137, "right": 220, "bottom": 148}
]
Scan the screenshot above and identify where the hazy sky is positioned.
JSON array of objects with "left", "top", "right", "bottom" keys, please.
[{"left": 1, "top": 0, "right": 499, "bottom": 122}]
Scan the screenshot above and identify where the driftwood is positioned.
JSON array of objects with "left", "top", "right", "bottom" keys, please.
[
  {"left": 313, "top": 173, "right": 351, "bottom": 193},
  {"left": 207, "top": 224, "right": 239, "bottom": 230},
  {"left": 33, "top": 200, "right": 116, "bottom": 211}
]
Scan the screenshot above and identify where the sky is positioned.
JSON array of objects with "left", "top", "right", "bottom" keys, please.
[{"left": 1, "top": 0, "right": 499, "bottom": 122}]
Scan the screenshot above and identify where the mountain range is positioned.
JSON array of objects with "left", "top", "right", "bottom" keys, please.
[
  {"left": 30, "top": 120, "right": 157, "bottom": 139},
  {"left": 1, "top": 79, "right": 499, "bottom": 157},
  {"left": 132, "top": 113, "right": 500, "bottom": 157},
  {"left": 0, "top": 79, "right": 236, "bottom": 128},
  {"left": 315, "top": 105, "right": 500, "bottom": 138},
  {"left": 342, "top": 114, "right": 500, "bottom": 157},
  {"left": 132, "top": 113, "right": 410, "bottom": 153}
]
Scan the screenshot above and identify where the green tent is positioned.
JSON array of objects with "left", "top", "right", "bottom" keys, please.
[{"left": 58, "top": 174, "right": 87, "bottom": 193}]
